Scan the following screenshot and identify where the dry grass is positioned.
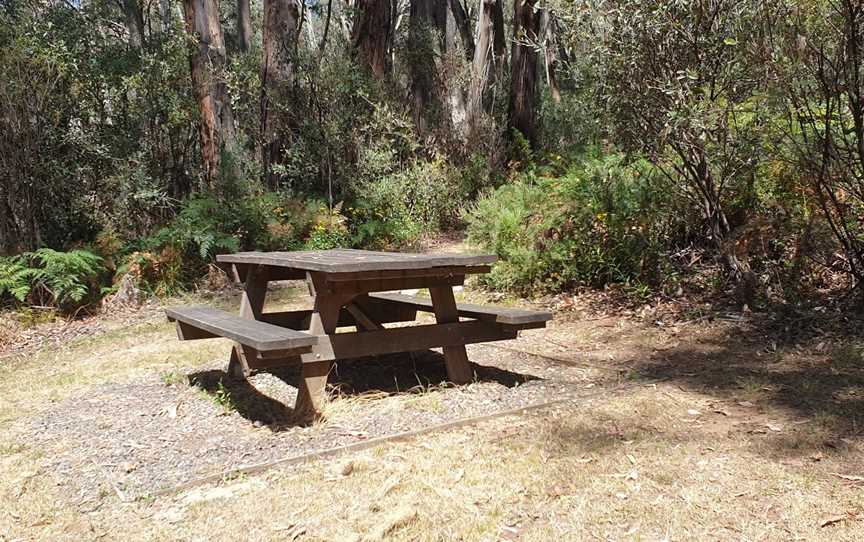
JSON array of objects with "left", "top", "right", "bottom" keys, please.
[
  {"left": 3, "top": 287, "right": 864, "bottom": 540},
  {"left": 3, "top": 385, "right": 864, "bottom": 540}
]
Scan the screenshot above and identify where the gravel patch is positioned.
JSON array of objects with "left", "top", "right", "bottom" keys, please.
[{"left": 20, "top": 343, "right": 599, "bottom": 501}]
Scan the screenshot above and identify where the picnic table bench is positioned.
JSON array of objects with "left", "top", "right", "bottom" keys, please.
[{"left": 165, "top": 249, "right": 552, "bottom": 420}]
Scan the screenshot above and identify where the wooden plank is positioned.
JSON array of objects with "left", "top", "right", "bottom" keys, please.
[
  {"left": 315, "top": 275, "right": 465, "bottom": 295},
  {"left": 259, "top": 310, "right": 313, "bottom": 329},
  {"left": 345, "top": 302, "right": 384, "bottom": 331},
  {"left": 216, "top": 248, "right": 496, "bottom": 273},
  {"left": 322, "top": 265, "right": 491, "bottom": 282},
  {"left": 175, "top": 321, "right": 217, "bottom": 340},
  {"left": 231, "top": 265, "right": 268, "bottom": 378},
  {"left": 165, "top": 306, "right": 318, "bottom": 351},
  {"left": 259, "top": 302, "right": 417, "bottom": 329},
  {"left": 239, "top": 265, "right": 267, "bottom": 319},
  {"left": 369, "top": 293, "right": 553, "bottom": 326},
  {"left": 353, "top": 294, "right": 418, "bottom": 323},
  {"left": 293, "top": 292, "right": 350, "bottom": 421},
  {"left": 309, "top": 321, "right": 516, "bottom": 361},
  {"left": 256, "top": 321, "right": 515, "bottom": 366},
  {"left": 429, "top": 286, "right": 474, "bottom": 384}
]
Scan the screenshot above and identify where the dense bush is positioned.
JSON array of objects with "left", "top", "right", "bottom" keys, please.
[
  {"left": 350, "top": 157, "right": 470, "bottom": 248},
  {"left": 466, "top": 151, "right": 673, "bottom": 294},
  {"left": 0, "top": 249, "right": 106, "bottom": 311},
  {"left": 4, "top": 0, "right": 864, "bottom": 311}
]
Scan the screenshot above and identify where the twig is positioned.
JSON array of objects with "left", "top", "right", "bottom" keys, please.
[{"left": 90, "top": 459, "right": 129, "bottom": 503}]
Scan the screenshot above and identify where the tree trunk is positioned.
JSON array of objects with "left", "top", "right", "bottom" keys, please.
[
  {"left": 448, "top": 0, "right": 474, "bottom": 60},
  {"left": 467, "top": 0, "right": 494, "bottom": 136},
  {"left": 443, "top": 2, "right": 467, "bottom": 133},
  {"left": 539, "top": 9, "right": 561, "bottom": 104},
  {"left": 261, "top": 0, "right": 300, "bottom": 188},
  {"left": 491, "top": 0, "right": 506, "bottom": 79},
  {"left": 237, "top": 0, "right": 253, "bottom": 52},
  {"left": 183, "top": 0, "right": 238, "bottom": 191},
  {"left": 508, "top": 0, "right": 539, "bottom": 147},
  {"left": 159, "top": 0, "right": 174, "bottom": 31},
  {"left": 120, "top": 0, "right": 145, "bottom": 49},
  {"left": 351, "top": 0, "right": 393, "bottom": 78},
  {"left": 408, "top": 0, "right": 469, "bottom": 136},
  {"left": 409, "top": 0, "right": 440, "bottom": 134}
]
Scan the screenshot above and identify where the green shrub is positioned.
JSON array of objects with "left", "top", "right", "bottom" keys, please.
[
  {"left": 305, "top": 203, "right": 351, "bottom": 250},
  {"left": 466, "top": 151, "right": 674, "bottom": 295},
  {"left": 0, "top": 249, "right": 106, "bottom": 311},
  {"left": 145, "top": 197, "right": 241, "bottom": 262},
  {"left": 0, "top": 256, "right": 30, "bottom": 304},
  {"left": 350, "top": 157, "right": 467, "bottom": 248}
]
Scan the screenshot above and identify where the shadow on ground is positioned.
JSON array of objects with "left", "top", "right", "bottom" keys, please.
[
  {"left": 189, "top": 350, "right": 540, "bottom": 429},
  {"left": 629, "top": 311, "right": 864, "bottom": 452}
]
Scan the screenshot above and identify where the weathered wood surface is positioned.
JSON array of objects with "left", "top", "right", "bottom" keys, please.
[
  {"left": 293, "top": 292, "right": 348, "bottom": 420},
  {"left": 258, "top": 302, "right": 417, "bottom": 329},
  {"left": 254, "top": 321, "right": 516, "bottom": 366},
  {"left": 230, "top": 265, "right": 269, "bottom": 378},
  {"left": 216, "top": 248, "right": 496, "bottom": 273},
  {"left": 369, "top": 293, "right": 553, "bottom": 326},
  {"left": 310, "top": 273, "right": 466, "bottom": 295},
  {"left": 165, "top": 306, "right": 318, "bottom": 351},
  {"left": 429, "top": 286, "right": 474, "bottom": 384}
]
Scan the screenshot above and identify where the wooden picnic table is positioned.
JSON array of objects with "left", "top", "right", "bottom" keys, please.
[{"left": 166, "top": 249, "right": 551, "bottom": 420}]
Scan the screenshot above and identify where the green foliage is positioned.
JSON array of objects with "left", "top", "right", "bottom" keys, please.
[
  {"left": 466, "top": 151, "right": 673, "bottom": 294},
  {"left": 3, "top": 0, "right": 862, "bottom": 306},
  {"left": 213, "top": 381, "right": 237, "bottom": 411},
  {"left": 145, "top": 197, "right": 241, "bottom": 263},
  {"left": 0, "top": 256, "right": 31, "bottom": 303},
  {"left": 0, "top": 249, "right": 105, "bottom": 310},
  {"left": 350, "top": 157, "right": 468, "bottom": 248},
  {"left": 593, "top": 0, "right": 768, "bottom": 254},
  {"left": 305, "top": 204, "right": 351, "bottom": 250}
]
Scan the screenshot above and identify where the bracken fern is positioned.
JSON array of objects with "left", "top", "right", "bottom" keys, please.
[{"left": 0, "top": 249, "right": 105, "bottom": 310}]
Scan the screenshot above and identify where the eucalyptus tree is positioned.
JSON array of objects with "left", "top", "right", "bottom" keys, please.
[
  {"left": 594, "top": 0, "right": 768, "bottom": 278},
  {"left": 352, "top": 0, "right": 394, "bottom": 77},
  {"left": 776, "top": 0, "right": 864, "bottom": 286},
  {"left": 508, "top": 0, "right": 540, "bottom": 147},
  {"left": 261, "top": 0, "right": 301, "bottom": 187},
  {"left": 183, "top": 0, "right": 239, "bottom": 191}
]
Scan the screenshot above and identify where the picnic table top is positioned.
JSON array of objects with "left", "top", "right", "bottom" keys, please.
[{"left": 216, "top": 248, "right": 497, "bottom": 274}]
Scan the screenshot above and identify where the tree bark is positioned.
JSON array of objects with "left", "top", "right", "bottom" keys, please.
[
  {"left": 159, "top": 0, "right": 174, "bottom": 31},
  {"left": 120, "top": 0, "right": 145, "bottom": 49},
  {"left": 408, "top": 0, "right": 469, "bottom": 136},
  {"left": 237, "top": 0, "right": 253, "bottom": 52},
  {"left": 444, "top": 2, "right": 467, "bottom": 132},
  {"left": 491, "top": 0, "right": 506, "bottom": 79},
  {"left": 409, "top": 0, "right": 440, "bottom": 133},
  {"left": 508, "top": 0, "right": 539, "bottom": 147},
  {"left": 261, "top": 0, "right": 300, "bottom": 188},
  {"left": 351, "top": 0, "right": 393, "bottom": 78},
  {"left": 449, "top": 0, "right": 473, "bottom": 60},
  {"left": 183, "top": 0, "right": 238, "bottom": 191},
  {"left": 539, "top": 9, "right": 561, "bottom": 103},
  {"left": 467, "top": 0, "right": 494, "bottom": 136}
]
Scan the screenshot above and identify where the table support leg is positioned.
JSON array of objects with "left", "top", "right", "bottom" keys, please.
[
  {"left": 293, "top": 292, "right": 350, "bottom": 421},
  {"left": 228, "top": 265, "right": 268, "bottom": 380},
  {"left": 429, "top": 286, "right": 474, "bottom": 384}
]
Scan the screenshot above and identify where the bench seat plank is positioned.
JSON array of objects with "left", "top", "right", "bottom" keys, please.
[
  {"left": 369, "top": 293, "right": 552, "bottom": 326},
  {"left": 165, "top": 306, "right": 318, "bottom": 351}
]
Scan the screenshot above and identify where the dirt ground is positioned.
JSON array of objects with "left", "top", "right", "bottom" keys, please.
[{"left": 2, "top": 283, "right": 864, "bottom": 541}]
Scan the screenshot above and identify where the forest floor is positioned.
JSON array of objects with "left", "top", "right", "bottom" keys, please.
[{"left": 3, "top": 274, "right": 864, "bottom": 540}]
